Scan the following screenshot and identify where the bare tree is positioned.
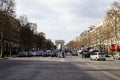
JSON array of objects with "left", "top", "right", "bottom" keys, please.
[
  {"left": 106, "top": 1, "right": 120, "bottom": 45},
  {"left": 111, "top": 1, "right": 120, "bottom": 10},
  {"left": 0, "top": 0, "right": 16, "bottom": 15},
  {"left": 19, "top": 15, "right": 28, "bottom": 27}
]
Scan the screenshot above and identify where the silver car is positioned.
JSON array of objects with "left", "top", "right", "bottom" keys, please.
[
  {"left": 114, "top": 52, "right": 120, "bottom": 60},
  {"left": 90, "top": 52, "right": 106, "bottom": 61}
]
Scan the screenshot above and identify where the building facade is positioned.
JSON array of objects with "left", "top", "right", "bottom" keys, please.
[{"left": 74, "top": 9, "right": 120, "bottom": 51}]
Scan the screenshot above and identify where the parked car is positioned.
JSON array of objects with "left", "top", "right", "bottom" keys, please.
[
  {"left": 114, "top": 52, "right": 120, "bottom": 60},
  {"left": 35, "top": 50, "right": 43, "bottom": 56},
  {"left": 51, "top": 50, "right": 58, "bottom": 57},
  {"left": 42, "top": 50, "right": 51, "bottom": 57},
  {"left": 17, "top": 51, "right": 26, "bottom": 57},
  {"left": 25, "top": 51, "right": 33, "bottom": 57},
  {"left": 31, "top": 51, "right": 37, "bottom": 56},
  {"left": 90, "top": 52, "right": 106, "bottom": 61}
]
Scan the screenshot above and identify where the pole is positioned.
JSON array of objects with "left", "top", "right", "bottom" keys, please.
[{"left": 0, "top": 32, "right": 3, "bottom": 58}]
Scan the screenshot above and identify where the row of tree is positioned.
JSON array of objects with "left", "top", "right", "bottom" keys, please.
[
  {"left": 0, "top": 0, "right": 55, "bottom": 57},
  {"left": 18, "top": 15, "right": 55, "bottom": 51}
]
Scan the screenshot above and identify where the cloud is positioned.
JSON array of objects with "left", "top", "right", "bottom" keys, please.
[{"left": 15, "top": 0, "right": 116, "bottom": 44}]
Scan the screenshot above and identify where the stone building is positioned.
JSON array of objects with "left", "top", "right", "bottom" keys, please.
[{"left": 73, "top": 9, "right": 120, "bottom": 51}]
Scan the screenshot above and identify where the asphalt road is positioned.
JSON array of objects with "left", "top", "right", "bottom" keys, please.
[{"left": 0, "top": 56, "right": 120, "bottom": 80}]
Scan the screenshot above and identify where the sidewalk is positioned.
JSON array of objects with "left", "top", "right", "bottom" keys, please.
[
  {"left": 0, "top": 56, "right": 14, "bottom": 60},
  {"left": 0, "top": 57, "right": 5, "bottom": 60}
]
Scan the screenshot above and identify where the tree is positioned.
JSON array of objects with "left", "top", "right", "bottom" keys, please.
[
  {"left": 36, "top": 35, "right": 45, "bottom": 49},
  {"left": 19, "top": 15, "right": 28, "bottom": 27},
  {"left": 43, "top": 39, "right": 55, "bottom": 50},
  {"left": 111, "top": 1, "right": 120, "bottom": 10},
  {"left": 19, "top": 24, "right": 34, "bottom": 51},
  {"left": 106, "top": 1, "right": 120, "bottom": 45},
  {"left": 0, "top": 0, "right": 16, "bottom": 16}
]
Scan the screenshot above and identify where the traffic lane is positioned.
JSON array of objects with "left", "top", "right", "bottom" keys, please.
[
  {"left": 0, "top": 59, "right": 96, "bottom": 80},
  {"left": 0, "top": 59, "right": 21, "bottom": 70},
  {"left": 78, "top": 57, "right": 120, "bottom": 80},
  {"left": 80, "top": 56, "right": 120, "bottom": 70},
  {"left": 61, "top": 55, "right": 120, "bottom": 80},
  {"left": 0, "top": 59, "right": 118, "bottom": 80}
]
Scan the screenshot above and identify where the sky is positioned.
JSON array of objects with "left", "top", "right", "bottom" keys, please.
[{"left": 15, "top": 0, "right": 118, "bottom": 44}]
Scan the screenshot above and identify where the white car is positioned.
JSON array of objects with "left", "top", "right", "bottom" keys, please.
[
  {"left": 114, "top": 52, "right": 120, "bottom": 60},
  {"left": 90, "top": 52, "right": 106, "bottom": 61}
]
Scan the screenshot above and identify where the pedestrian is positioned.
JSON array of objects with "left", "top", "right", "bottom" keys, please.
[
  {"left": 58, "top": 49, "right": 62, "bottom": 58},
  {"left": 62, "top": 51, "right": 65, "bottom": 58}
]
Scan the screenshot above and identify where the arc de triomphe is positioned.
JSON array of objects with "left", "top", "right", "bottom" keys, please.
[{"left": 55, "top": 40, "right": 65, "bottom": 50}]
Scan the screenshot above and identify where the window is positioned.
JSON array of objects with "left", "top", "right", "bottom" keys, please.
[{"left": 93, "top": 52, "right": 97, "bottom": 55}]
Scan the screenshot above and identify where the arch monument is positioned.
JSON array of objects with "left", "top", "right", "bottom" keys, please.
[{"left": 55, "top": 40, "right": 65, "bottom": 50}]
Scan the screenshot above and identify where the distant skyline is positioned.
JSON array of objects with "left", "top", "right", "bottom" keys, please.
[{"left": 16, "top": 0, "right": 118, "bottom": 44}]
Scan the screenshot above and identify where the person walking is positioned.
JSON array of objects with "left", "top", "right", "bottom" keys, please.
[{"left": 62, "top": 51, "right": 65, "bottom": 58}]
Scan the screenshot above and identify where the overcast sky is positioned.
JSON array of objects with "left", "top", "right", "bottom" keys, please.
[{"left": 15, "top": 0, "right": 118, "bottom": 44}]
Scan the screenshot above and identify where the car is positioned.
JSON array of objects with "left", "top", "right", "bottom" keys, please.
[
  {"left": 42, "top": 50, "right": 51, "bottom": 57},
  {"left": 51, "top": 50, "right": 58, "bottom": 57},
  {"left": 31, "top": 51, "right": 37, "bottom": 56},
  {"left": 31, "top": 50, "right": 43, "bottom": 56},
  {"left": 82, "top": 50, "right": 90, "bottom": 58},
  {"left": 25, "top": 51, "right": 33, "bottom": 57},
  {"left": 71, "top": 50, "right": 78, "bottom": 56},
  {"left": 36, "top": 50, "right": 43, "bottom": 56},
  {"left": 114, "top": 52, "right": 120, "bottom": 60},
  {"left": 17, "top": 51, "right": 26, "bottom": 57},
  {"left": 78, "top": 50, "right": 82, "bottom": 54},
  {"left": 90, "top": 52, "right": 106, "bottom": 61}
]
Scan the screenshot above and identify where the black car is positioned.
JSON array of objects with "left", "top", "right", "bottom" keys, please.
[{"left": 82, "top": 51, "right": 90, "bottom": 58}]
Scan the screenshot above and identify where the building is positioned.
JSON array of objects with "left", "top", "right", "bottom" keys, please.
[{"left": 71, "top": 9, "right": 120, "bottom": 51}]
